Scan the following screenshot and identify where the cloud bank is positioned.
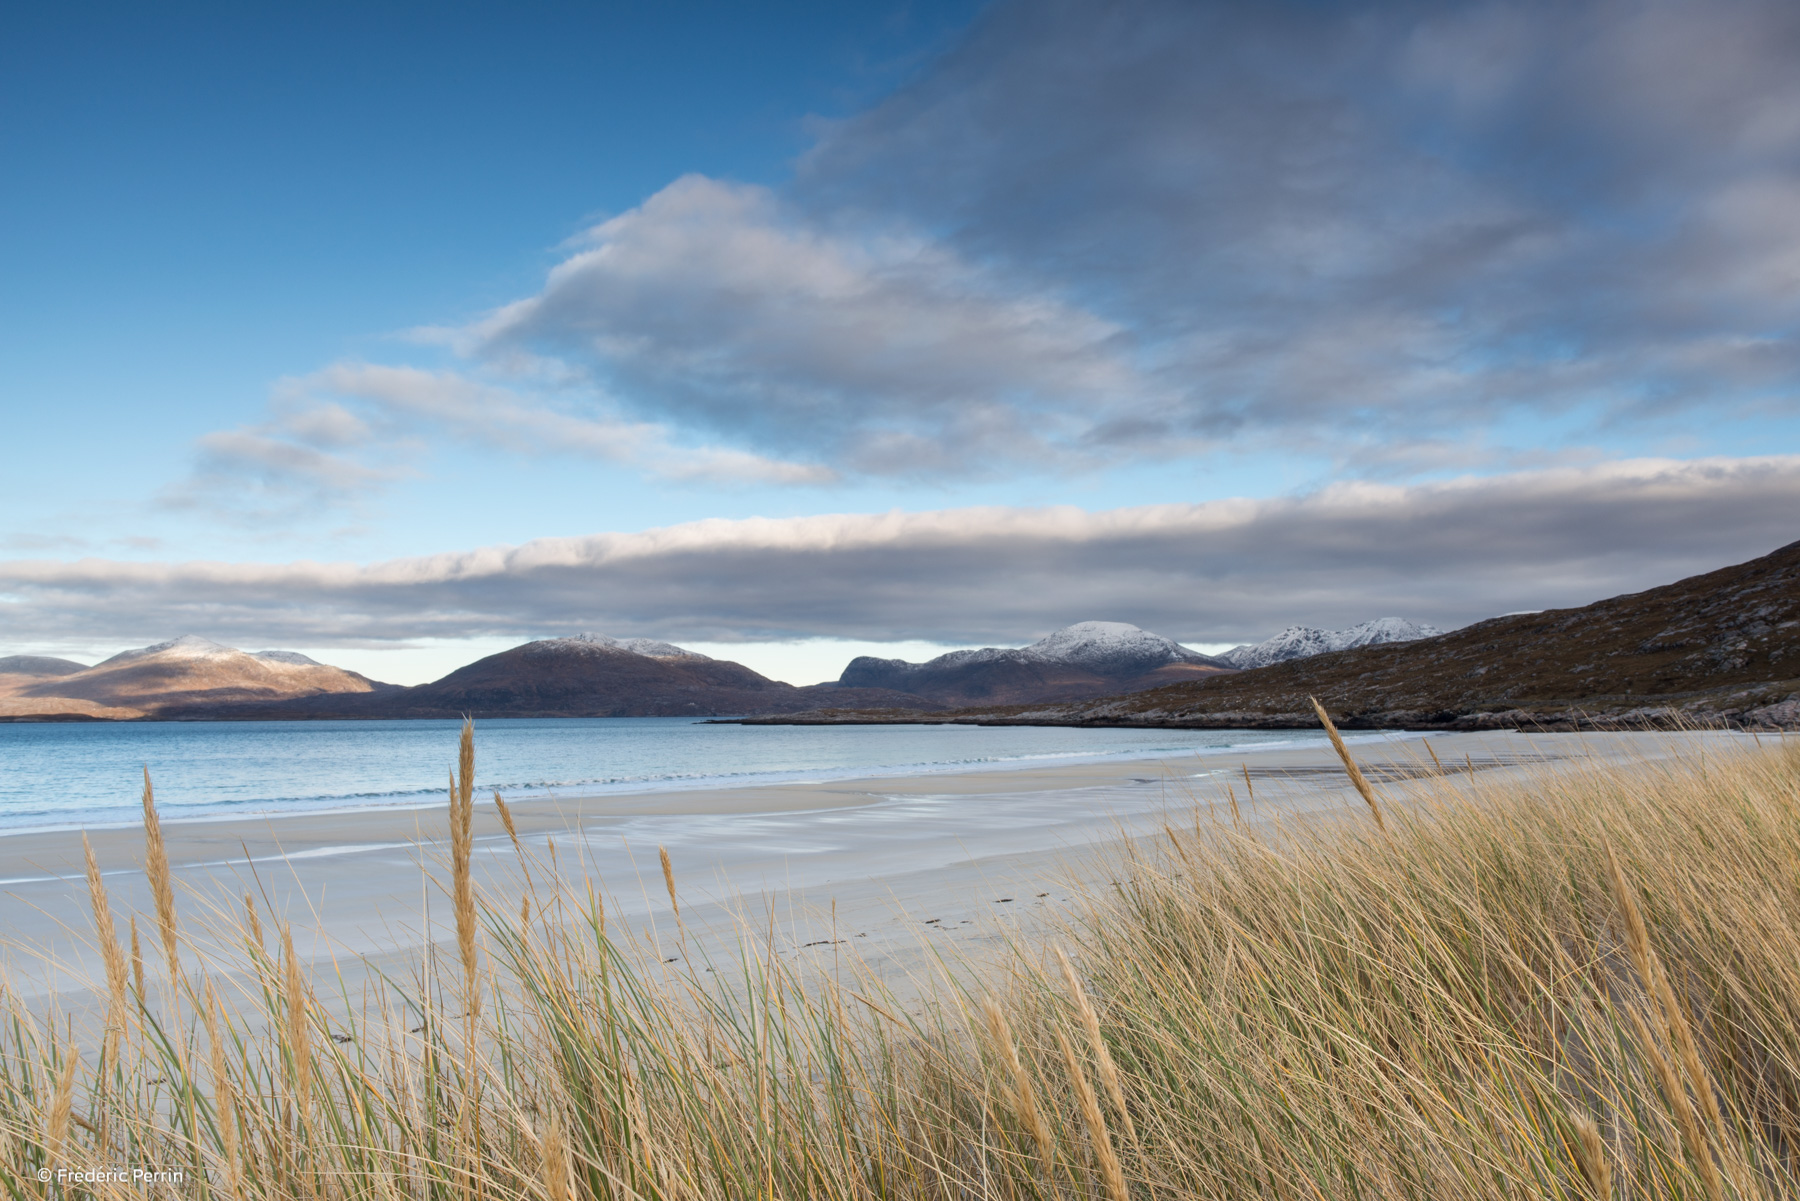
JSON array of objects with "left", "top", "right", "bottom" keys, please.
[
  {"left": 465, "top": 0, "right": 1800, "bottom": 475},
  {"left": 11, "top": 458, "right": 1798, "bottom": 653},
  {"left": 175, "top": 0, "right": 1800, "bottom": 499}
]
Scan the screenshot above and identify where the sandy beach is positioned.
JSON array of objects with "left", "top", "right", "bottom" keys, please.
[{"left": 0, "top": 728, "right": 1749, "bottom": 1033}]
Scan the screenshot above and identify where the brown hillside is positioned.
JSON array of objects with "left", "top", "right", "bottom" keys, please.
[
  {"left": 202, "top": 638, "right": 946, "bottom": 719},
  {"left": 741, "top": 540, "right": 1800, "bottom": 731},
  {"left": 1013, "top": 538, "right": 1800, "bottom": 729},
  {"left": 2, "top": 636, "right": 381, "bottom": 717},
  {"left": 839, "top": 655, "right": 1228, "bottom": 706}
]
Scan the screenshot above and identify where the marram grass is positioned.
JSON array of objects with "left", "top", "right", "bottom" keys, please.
[{"left": 5, "top": 732, "right": 1800, "bottom": 1198}]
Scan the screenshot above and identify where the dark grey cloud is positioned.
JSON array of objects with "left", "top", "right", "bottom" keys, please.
[
  {"left": 5, "top": 457, "right": 1796, "bottom": 653},
  {"left": 469, "top": 0, "right": 1799, "bottom": 476}
]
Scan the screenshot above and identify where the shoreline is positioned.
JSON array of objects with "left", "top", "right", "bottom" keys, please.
[
  {"left": 0, "top": 722, "right": 1390, "bottom": 839},
  {"left": 2, "top": 729, "right": 1754, "bottom": 1023}
]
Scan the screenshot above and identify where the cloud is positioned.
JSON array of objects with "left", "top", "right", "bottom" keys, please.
[
  {"left": 459, "top": 0, "right": 1799, "bottom": 475},
  {"left": 174, "top": 361, "right": 835, "bottom": 514},
  {"left": 161, "top": 422, "right": 403, "bottom": 519},
  {"left": 9, "top": 456, "right": 1798, "bottom": 651},
  {"left": 476, "top": 175, "right": 1152, "bottom": 474}
]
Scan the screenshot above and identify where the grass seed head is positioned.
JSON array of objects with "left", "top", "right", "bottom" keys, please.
[
  {"left": 982, "top": 994, "right": 1050, "bottom": 1156},
  {"left": 1571, "top": 1111, "right": 1612, "bottom": 1200},
  {"left": 1309, "top": 696, "right": 1386, "bottom": 830},
  {"left": 82, "top": 834, "right": 130, "bottom": 1048},
  {"left": 139, "top": 766, "right": 181, "bottom": 983}
]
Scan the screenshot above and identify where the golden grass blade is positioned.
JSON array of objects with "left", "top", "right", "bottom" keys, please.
[
  {"left": 659, "top": 845, "right": 679, "bottom": 921},
  {"left": 129, "top": 915, "right": 144, "bottom": 1000},
  {"left": 284, "top": 926, "right": 311, "bottom": 1123},
  {"left": 542, "top": 1109, "right": 572, "bottom": 1201},
  {"left": 452, "top": 722, "right": 479, "bottom": 1020},
  {"left": 982, "top": 995, "right": 1051, "bottom": 1157},
  {"left": 1309, "top": 696, "right": 1386, "bottom": 831},
  {"left": 1604, "top": 836, "right": 1743, "bottom": 1199},
  {"left": 204, "top": 977, "right": 242, "bottom": 1194},
  {"left": 140, "top": 766, "right": 181, "bottom": 984},
  {"left": 1571, "top": 1111, "right": 1612, "bottom": 1200},
  {"left": 1056, "top": 1025, "right": 1128, "bottom": 1201},
  {"left": 493, "top": 789, "right": 520, "bottom": 846},
  {"left": 45, "top": 1043, "right": 77, "bottom": 1169},
  {"left": 494, "top": 788, "right": 534, "bottom": 890},
  {"left": 82, "top": 833, "right": 130, "bottom": 1061},
  {"left": 1057, "top": 947, "right": 1136, "bottom": 1144},
  {"left": 1625, "top": 1003, "right": 1720, "bottom": 1200}
]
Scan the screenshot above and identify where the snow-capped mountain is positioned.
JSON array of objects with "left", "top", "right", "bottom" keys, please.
[
  {"left": 1028, "top": 620, "right": 1217, "bottom": 673},
  {"left": 526, "top": 633, "right": 712, "bottom": 660},
  {"left": 90, "top": 635, "right": 327, "bottom": 668},
  {"left": 1219, "top": 618, "right": 1443, "bottom": 670},
  {"left": 838, "top": 621, "right": 1231, "bottom": 706},
  {"left": 0, "top": 634, "right": 380, "bottom": 718},
  {"left": 338, "top": 635, "right": 938, "bottom": 718}
]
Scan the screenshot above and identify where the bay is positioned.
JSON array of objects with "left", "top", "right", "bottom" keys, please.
[{"left": 0, "top": 718, "right": 1338, "bottom": 833}]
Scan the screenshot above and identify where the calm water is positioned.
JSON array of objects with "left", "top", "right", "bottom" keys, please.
[{"left": 0, "top": 718, "right": 1341, "bottom": 833}]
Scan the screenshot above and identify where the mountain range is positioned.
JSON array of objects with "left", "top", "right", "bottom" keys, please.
[
  {"left": 0, "top": 622, "right": 1247, "bottom": 720},
  {"left": 14, "top": 538, "right": 1794, "bottom": 728},
  {"left": 1218, "top": 618, "right": 1443, "bottom": 670},
  {"left": 777, "top": 540, "right": 1798, "bottom": 731},
  {"left": 837, "top": 621, "right": 1232, "bottom": 705},
  {"left": 241, "top": 635, "right": 939, "bottom": 719}
]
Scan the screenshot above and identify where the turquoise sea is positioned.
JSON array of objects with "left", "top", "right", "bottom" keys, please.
[{"left": 0, "top": 718, "right": 1346, "bottom": 833}]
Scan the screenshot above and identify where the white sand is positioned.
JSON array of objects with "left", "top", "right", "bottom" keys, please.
[{"left": 0, "top": 728, "right": 1744, "bottom": 1039}]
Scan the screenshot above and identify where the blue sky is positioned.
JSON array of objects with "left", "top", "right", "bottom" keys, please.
[{"left": 4, "top": 0, "right": 1798, "bottom": 684}]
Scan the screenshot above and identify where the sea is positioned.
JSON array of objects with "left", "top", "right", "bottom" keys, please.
[{"left": 0, "top": 718, "right": 1353, "bottom": 835}]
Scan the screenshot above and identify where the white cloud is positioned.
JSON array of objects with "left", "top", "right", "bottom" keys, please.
[
  {"left": 476, "top": 174, "right": 1155, "bottom": 473},
  {"left": 12, "top": 456, "right": 1800, "bottom": 651},
  {"left": 175, "top": 360, "right": 836, "bottom": 513},
  {"left": 453, "top": 0, "right": 1800, "bottom": 471},
  {"left": 170, "top": 0, "right": 1800, "bottom": 516}
]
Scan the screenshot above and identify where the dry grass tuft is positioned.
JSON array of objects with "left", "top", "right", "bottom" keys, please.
[{"left": 7, "top": 729, "right": 1800, "bottom": 1199}]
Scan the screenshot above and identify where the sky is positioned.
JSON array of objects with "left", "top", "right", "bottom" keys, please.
[{"left": 3, "top": 0, "right": 1798, "bottom": 685}]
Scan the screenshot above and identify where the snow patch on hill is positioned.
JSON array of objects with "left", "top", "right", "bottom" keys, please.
[
  {"left": 253, "top": 650, "right": 323, "bottom": 666},
  {"left": 1027, "top": 621, "right": 1219, "bottom": 672},
  {"left": 96, "top": 636, "right": 324, "bottom": 670},
  {"left": 531, "top": 633, "right": 712, "bottom": 661},
  {"left": 1220, "top": 618, "right": 1444, "bottom": 670},
  {"left": 843, "top": 621, "right": 1221, "bottom": 681},
  {"left": 101, "top": 635, "right": 240, "bottom": 665}
]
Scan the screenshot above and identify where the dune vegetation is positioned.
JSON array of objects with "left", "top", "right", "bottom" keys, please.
[{"left": 5, "top": 722, "right": 1800, "bottom": 1199}]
